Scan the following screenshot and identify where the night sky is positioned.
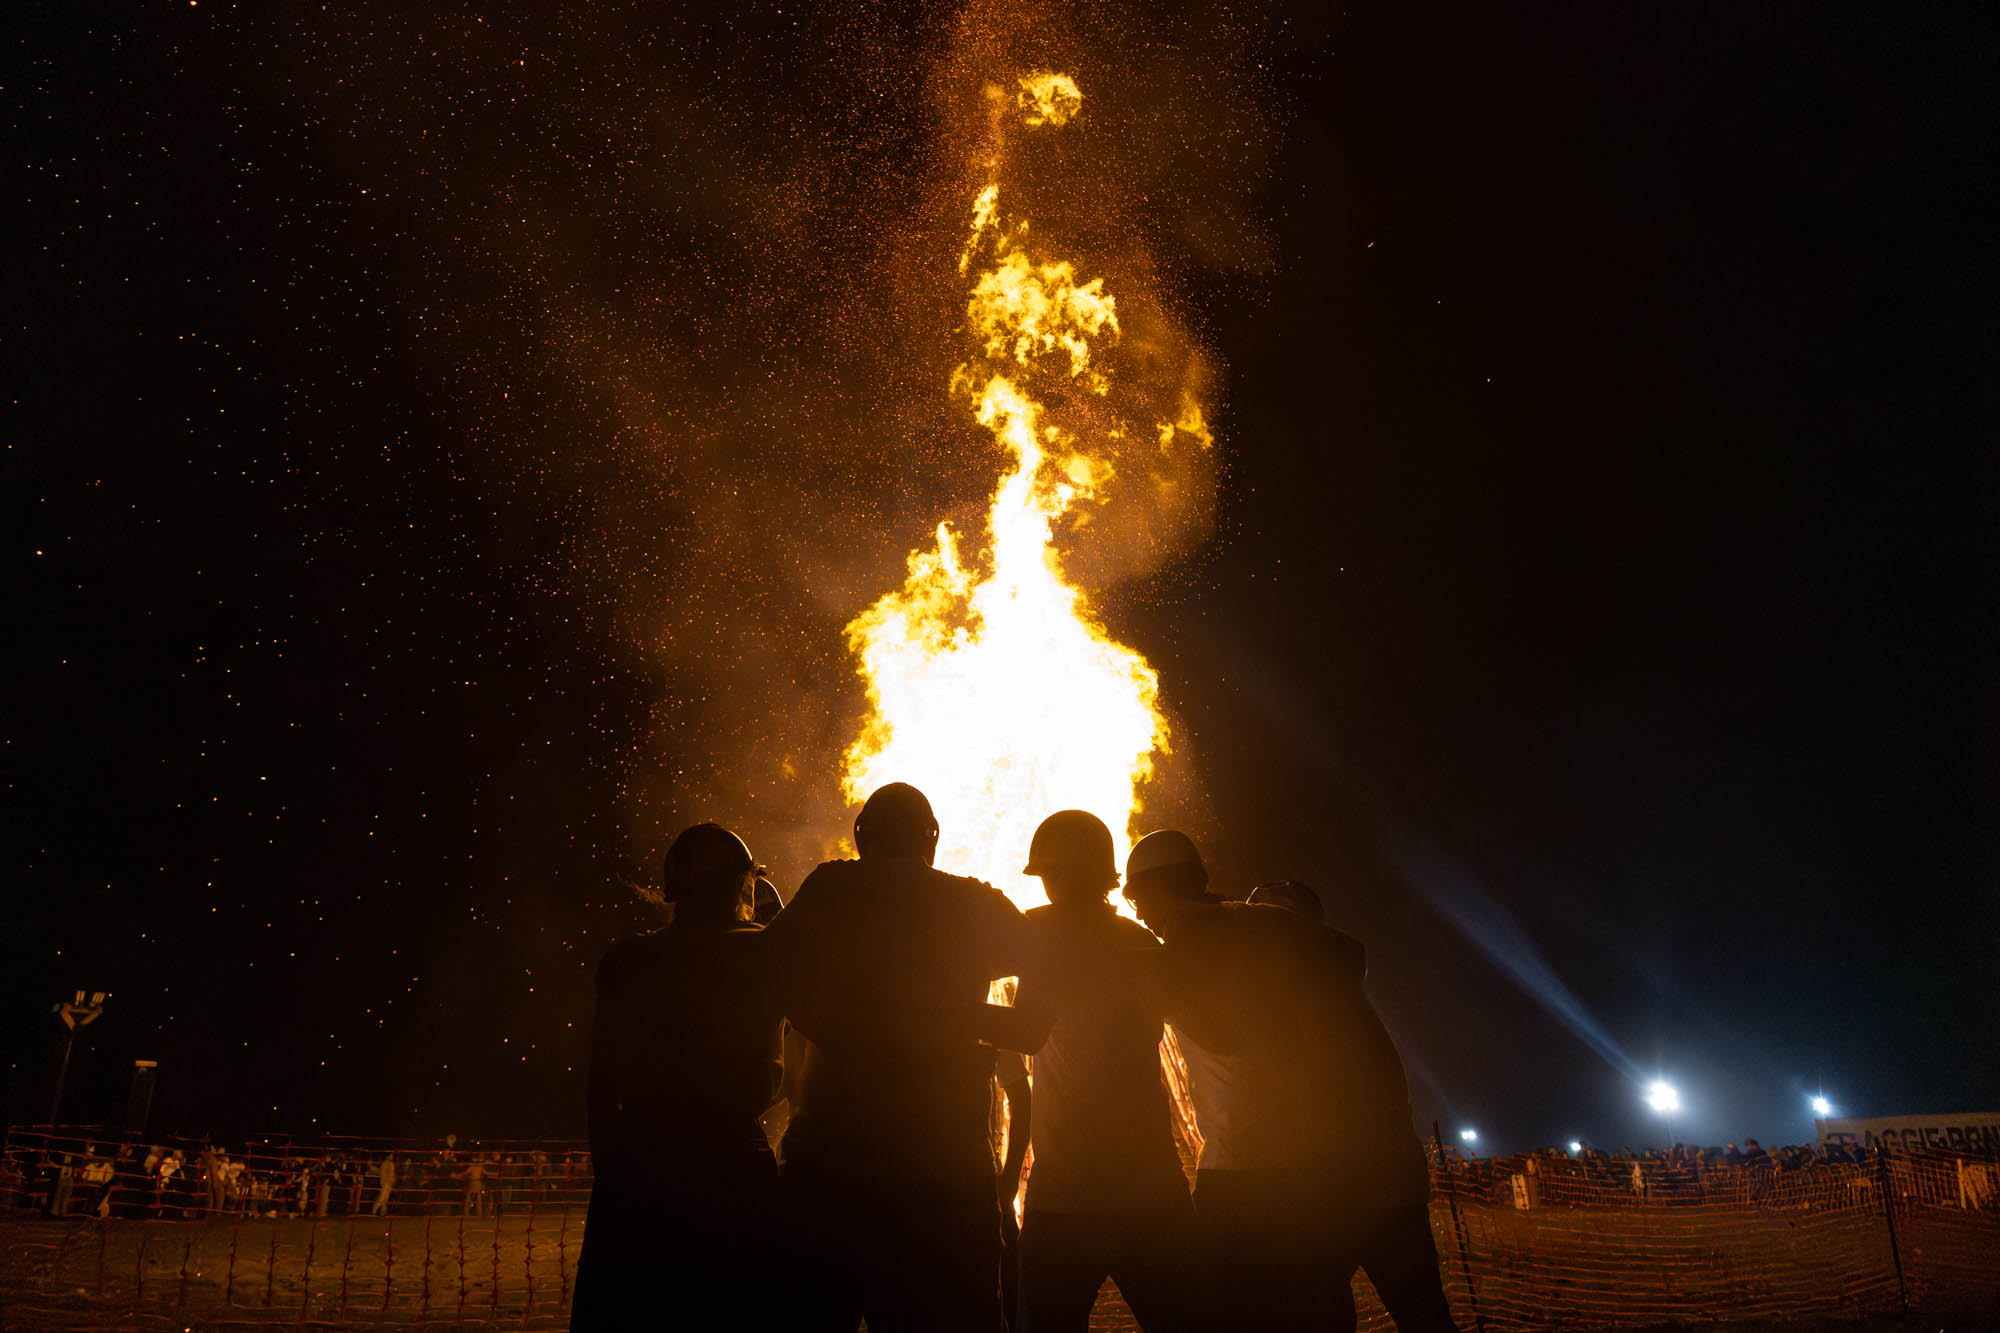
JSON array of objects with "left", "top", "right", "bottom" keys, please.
[{"left": 8, "top": 1, "right": 1993, "bottom": 1153}]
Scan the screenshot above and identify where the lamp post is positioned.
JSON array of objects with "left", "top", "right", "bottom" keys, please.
[{"left": 49, "top": 991, "right": 108, "bottom": 1127}]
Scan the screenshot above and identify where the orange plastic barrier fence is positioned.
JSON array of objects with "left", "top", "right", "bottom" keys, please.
[{"left": 3, "top": 1126, "right": 1995, "bottom": 1331}]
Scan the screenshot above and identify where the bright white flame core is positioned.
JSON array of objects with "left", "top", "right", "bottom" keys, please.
[{"left": 1647, "top": 1080, "right": 1681, "bottom": 1114}]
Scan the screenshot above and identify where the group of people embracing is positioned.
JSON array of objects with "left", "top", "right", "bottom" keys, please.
[{"left": 572, "top": 780, "right": 1459, "bottom": 1333}]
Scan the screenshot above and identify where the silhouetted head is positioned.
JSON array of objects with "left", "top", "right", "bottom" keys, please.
[
  {"left": 854, "top": 783, "right": 939, "bottom": 864},
  {"left": 1247, "top": 879, "right": 1325, "bottom": 923},
  {"left": 1122, "top": 829, "right": 1208, "bottom": 934},
  {"left": 662, "top": 822, "right": 757, "bottom": 922},
  {"left": 1024, "top": 810, "right": 1118, "bottom": 907}
]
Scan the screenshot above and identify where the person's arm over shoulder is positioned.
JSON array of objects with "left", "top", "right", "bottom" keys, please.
[
  {"left": 963, "top": 874, "right": 1033, "bottom": 979},
  {"left": 757, "top": 860, "right": 843, "bottom": 953}
]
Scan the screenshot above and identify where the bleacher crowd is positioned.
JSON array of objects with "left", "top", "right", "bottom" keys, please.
[
  {"left": 1437, "top": 1138, "right": 1881, "bottom": 1206},
  {"left": 2, "top": 1136, "right": 594, "bottom": 1220},
  {"left": 9, "top": 1132, "right": 1910, "bottom": 1224}
]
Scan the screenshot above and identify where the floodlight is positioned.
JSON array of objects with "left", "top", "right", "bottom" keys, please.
[
  {"left": 1459, "top": 1127, "right": 1478, "bottom": 1142},
  {"left": 1811, "top": 1095, "right": 1831, "bottom": 1117},
  {"left": 1646, "top": 1080, "right": 1680, "bottom": 1114},
  {"left": 1568, "top": 1140, "right": 1583, "bottom": 1154}
]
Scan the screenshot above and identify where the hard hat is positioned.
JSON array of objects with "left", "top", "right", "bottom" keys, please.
[
  {"left": 1125, "top": 829, "right": 1205, "bottom": 884},
  {"left": 662, "top": 823, "right": 756, "bottom": 902},
  {"left": 854, "top": 782, "right": 939, "bottom": 846},
  {"left": 1023, "top": 809, "right": 1117, "bottom": 884},
  {"left": 1247, "top": 879, "right": 1325, "bottom": 923}
]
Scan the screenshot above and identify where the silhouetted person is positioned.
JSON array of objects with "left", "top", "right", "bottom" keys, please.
[
  {"left": 763, "top": 782, "right": 1031, "bottom": 1332},
  {"left": 199, "top": 1145, "right": 226, "bottom": 1216},
  {"left": 1124, "top": 832, "right": 1457, "bottom": 1333},
  {"left": 460, "top": 1155, "right": 487, "bottom": 1217},
  {"left": 1249, "top": 877, "right": 1459, "bottom": 1333},
  {"left": 371, "top": 1154, "right": 395, "bottom": 1216},
  {"left": 1009, "top": 810, "right": 1201, "bottom": 1333},
  {"left": 571, "top": 823, "right": 788, "bottom": 1331}
]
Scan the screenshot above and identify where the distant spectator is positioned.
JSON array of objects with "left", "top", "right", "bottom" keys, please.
[
  {"left": 47, "top": 1154, "right": 75, "bottom": 1218},
  {"left": 530, "top": 1150, "right": 551, "bottom": 1204},
  {"left": 81, "top": 1151, "right": 115, "bottom": 1218},
  {"left": 462, "top": 1156, "right": 488, "bottom": 1217},
  {"left": 200, "top": 1146, "right": 226, "bottom": 1215},
  {"left": 372, "top": 1154, "right": 397, "bottom": 1217},
  {"left": 157, "top": 1149, "right": 186, "bottom": 1218},
  {"left": 491, "top": 1153, "right": 515, "bottom": 1217}
]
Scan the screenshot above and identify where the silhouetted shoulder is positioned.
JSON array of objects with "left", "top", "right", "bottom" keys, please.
[
  {"left": 952, "top": 871, "right": 1017, "bottom": 916},
  {"left": 960, "top": 868, "right": 1019, "bottom": 917},
  {"left": 761, "top": 860, "right": 857, "bottom": 934},
  {"left": 792, "top": 858, "right": 862, "bottom": 897},
  {"left": 1109, "top": 916, "right": 1162, "bottom": 949}
]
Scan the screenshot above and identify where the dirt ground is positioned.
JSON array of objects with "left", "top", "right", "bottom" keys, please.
[{"left": 2, "top": 1202, "right": 1994, "bottom": 1331}]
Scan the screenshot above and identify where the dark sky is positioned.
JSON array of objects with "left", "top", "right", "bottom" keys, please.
[{"left": 8, "top": 0, "right": 1993, "bottom": 1152}]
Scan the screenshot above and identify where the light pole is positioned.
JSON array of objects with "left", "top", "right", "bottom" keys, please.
[{"left": 49, "top": 991, "right": 108, "bottom": 1127}]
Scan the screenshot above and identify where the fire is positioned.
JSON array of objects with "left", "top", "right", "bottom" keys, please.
[
  {"left": 1014, "top": 71, "right": 1083, "bottom": 128},
  {"left": 841, "top": 72, "right": 1180, "bottom": 912}
]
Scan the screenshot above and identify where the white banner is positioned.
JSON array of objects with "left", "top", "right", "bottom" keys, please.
[{"left": 1818, "top": 1112, "right": 2000, "bottom": 1155}]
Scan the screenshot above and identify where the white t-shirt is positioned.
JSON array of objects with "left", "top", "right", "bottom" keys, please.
[
  {"left": 1016, "top": 906, "right": 1187, "bottom": 1212},
  {"left": 1176, "top": 1027, "right": 1259, "bottom": 1170}
]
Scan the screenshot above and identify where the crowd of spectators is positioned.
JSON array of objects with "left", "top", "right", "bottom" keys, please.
[
  {"left": 7, "top": 1129, "right": 1985, "bottom": 1223},
  {"left": 1434, "top": 1137, "right": 1953, "bottom": 1209},
  {"left": 1, "top": 1137, "right": 595, "bottom": 1220}
]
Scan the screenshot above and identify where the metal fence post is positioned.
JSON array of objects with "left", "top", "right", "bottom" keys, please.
[
  {"left": 1434, "top": 1121, "right": 1486, "bottom": 1333},
  {"left": 1875, "top": 1146, "right": 1909, "bottom": 1316}
]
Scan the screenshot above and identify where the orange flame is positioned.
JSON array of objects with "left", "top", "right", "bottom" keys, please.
[{"left": 842, "top": 72, "right": 1182, "bottom": 912}]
